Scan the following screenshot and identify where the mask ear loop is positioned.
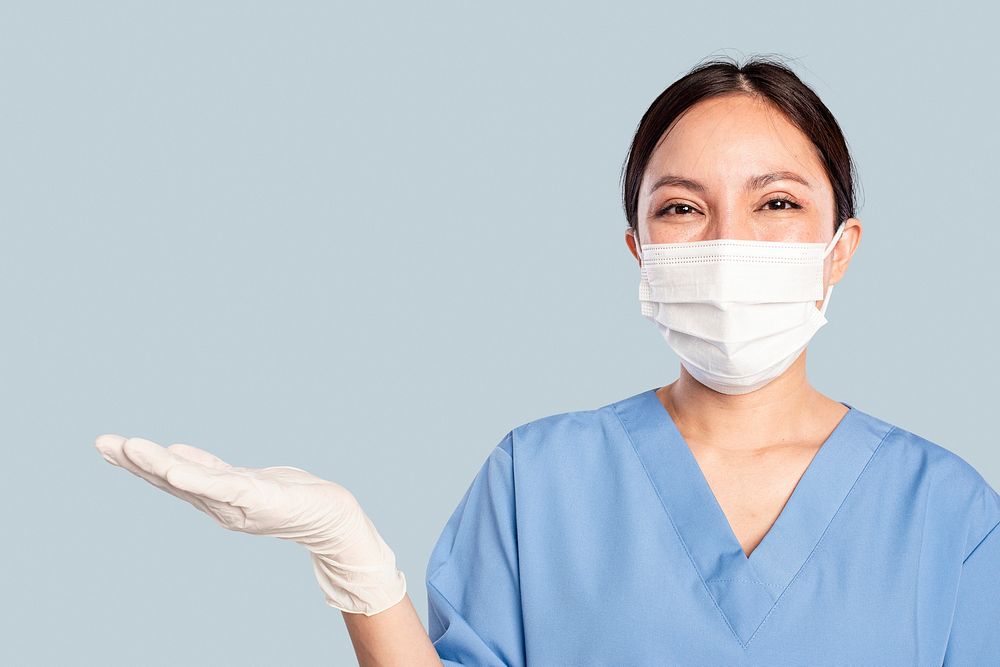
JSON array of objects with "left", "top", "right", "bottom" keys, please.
[
  {"left": 818, "top": 221, "right": 847, "bottom": 315},
  {"left": 823, "top": 220, "right": 846, "bottom": 260},
  {"left": 630, "top": 227, "right": 643, "bottom": 264}
]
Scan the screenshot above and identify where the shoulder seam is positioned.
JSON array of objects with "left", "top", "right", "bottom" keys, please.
[
  {"left": 495, "top": 430, "right": 514, "bottom": 460},
  {"left": 964, "top": 518, "right": 1000, "bottom": 565}
]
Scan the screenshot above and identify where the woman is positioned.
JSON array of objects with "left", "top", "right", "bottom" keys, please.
[{"left": 95, "top": 55, "right": 1000, "bottom": 666}]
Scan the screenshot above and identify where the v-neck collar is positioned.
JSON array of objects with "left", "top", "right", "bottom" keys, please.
[{"left": 612, "top": 387, "right": 894, "bottom": 648}]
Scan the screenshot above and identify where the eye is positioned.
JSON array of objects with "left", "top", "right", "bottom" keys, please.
[
  {"left": 655, "top": 202, "right": 700, "bottom": 217},
  {"left": 761, "top": 197, "right": 802, "bottom": 211}
]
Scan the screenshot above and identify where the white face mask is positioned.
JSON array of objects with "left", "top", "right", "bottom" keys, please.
[{"left": 634, "top": 221, "right": 846, "bottom": 395}]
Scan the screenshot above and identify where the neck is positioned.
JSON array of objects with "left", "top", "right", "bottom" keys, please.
[{"left": 659, "top": 349, "right": 835, "bottom": 453}]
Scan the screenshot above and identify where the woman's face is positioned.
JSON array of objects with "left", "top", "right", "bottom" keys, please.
[{"left": 626, "top": 93, "right": 861, "bottom": 294}]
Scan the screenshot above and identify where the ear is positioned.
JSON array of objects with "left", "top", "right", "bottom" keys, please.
[
  {"left": 625, "top": 228, "right": 642, "bottom": 265},
  {"left": 828, "top": 217, "right": 862, "bottom": 286}
]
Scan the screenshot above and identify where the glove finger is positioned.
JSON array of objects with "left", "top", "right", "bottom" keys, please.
[
  {"left": 95, "top": 434, "right": 127, "bottom": 467},
  {"left": 131, "top": 440, "right": 284, "bottom": 523},
  {"left": 95, "top": 434, "right": 216, "bottom": 517},
  {"left": 121, "top": 437, "right": 188, "bottom": 480},
  {"left": 166, "top": 443, "right": 234, "bottom": 470}
]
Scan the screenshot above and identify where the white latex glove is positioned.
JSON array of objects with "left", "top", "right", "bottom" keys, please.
[{"left": 94, "top": 434, "right": 407, "bottom": 616}]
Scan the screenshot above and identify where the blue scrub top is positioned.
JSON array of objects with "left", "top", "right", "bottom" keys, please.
[{"left": 425, "top": 388, "right": 1000, "bottom": 666}]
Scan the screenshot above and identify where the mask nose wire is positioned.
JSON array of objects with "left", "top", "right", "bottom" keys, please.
[{"left": 634, "top": 224, "right": 843, "bottom": 259}]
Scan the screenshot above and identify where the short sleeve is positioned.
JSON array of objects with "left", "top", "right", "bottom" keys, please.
[
  {"left": 425, "top": 432, "right": 525, "bottom": 667},
  {"left": 943, "top": 519, "right": 1000, "bottom": 665}
]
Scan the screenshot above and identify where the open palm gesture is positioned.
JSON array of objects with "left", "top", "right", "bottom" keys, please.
[{"left": 95, "top": 434, "right": 406, "bottom": 616}]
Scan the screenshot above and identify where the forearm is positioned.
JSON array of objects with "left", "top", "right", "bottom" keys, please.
[{"left": 342, "top": 593, "right": 443, "bottom": 667}]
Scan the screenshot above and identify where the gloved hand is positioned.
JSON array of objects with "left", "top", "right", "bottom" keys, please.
[{"left": 94, "top": 434, "right": 407, "bottom": 616}]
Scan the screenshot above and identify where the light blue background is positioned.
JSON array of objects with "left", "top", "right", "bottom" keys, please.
[{"left": 2, "top": 2, "right": 997, "bottom": 664}]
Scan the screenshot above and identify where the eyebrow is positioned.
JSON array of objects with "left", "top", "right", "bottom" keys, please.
[{"left": 646, "top": 170, "right": 813, "bottom": 196}]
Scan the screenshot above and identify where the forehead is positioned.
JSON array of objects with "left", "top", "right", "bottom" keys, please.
[{"left": 641, "top": 93, "right": 829, "bottom": 195}]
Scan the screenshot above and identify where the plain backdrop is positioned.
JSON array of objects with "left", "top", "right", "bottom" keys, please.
[{"left": 2, "top": 1, "right": 997, "bottom": 664}]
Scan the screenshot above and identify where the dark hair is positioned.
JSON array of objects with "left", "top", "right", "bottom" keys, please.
[{"left": 620, "top": 54, "right": 860, "bottom": 234}]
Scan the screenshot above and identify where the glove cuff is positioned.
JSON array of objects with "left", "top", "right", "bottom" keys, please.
[{"left": 310, "top": 551, "right": 407, "bottom": 616}]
